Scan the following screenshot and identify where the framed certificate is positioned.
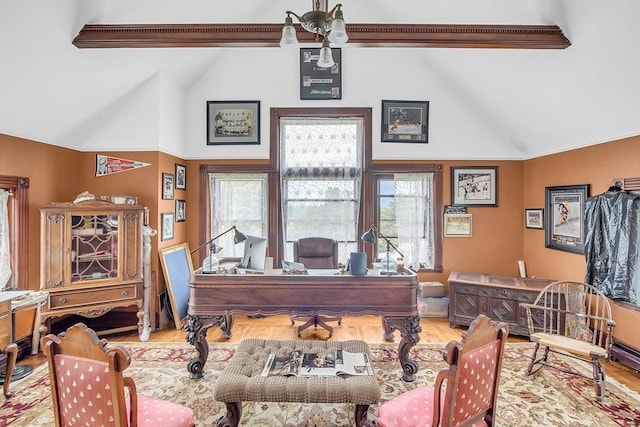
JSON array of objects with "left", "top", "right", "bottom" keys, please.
[{"left": 300, "top": 48, "right": 342, "bottom": 100}]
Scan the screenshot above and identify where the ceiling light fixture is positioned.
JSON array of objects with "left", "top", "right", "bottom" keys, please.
[{"left": 280, "top": 0, "right": 348, "bottom": 68}]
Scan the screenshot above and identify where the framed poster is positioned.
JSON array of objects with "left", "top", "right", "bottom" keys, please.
[
  {"left": 381, "top": 100, "right": 429, "bottom": 143},
  {"left": 525, "top": 208, "right": 544, "bottom": 229},
  {"left": 175, "top": 163, "right": 186, "bottom": 190},
  {"left": 545, "top": 184, "right": 590, "bottom": 253},
  {"left": 300, "top": 48, "right": 342, "bottom": 100},
  {"left": 161, "top": 212, "right": 175, "bottom": 241},
  {"left": 444, "top": 213, "right": 472, "bottom": 237},
  {"left": 162, "top": 173, "right": 174, "bottom": 200},
  {"left": 451, "top": 166, "right": 498, "bottom": 206},
  {"left": 175, "top": 199, "right": 186, "bottom": 222},
  {"left": 206, "top": 101, "right": 260, "bottom": 145}
]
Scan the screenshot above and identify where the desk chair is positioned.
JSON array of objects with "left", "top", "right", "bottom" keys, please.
[
  {"left": 42, "top": 323, "right": 194, "bottom": 427},
  {"left": 377, "top": 314, "right": 509, "bottom": 427},
  {"left": 291, "top": 237, "right": 342, "bottom": 337}
]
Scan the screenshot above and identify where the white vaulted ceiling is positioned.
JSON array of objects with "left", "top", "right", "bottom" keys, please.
[{"left": 0, "top": 0, "right": 638, "bottom": 160}]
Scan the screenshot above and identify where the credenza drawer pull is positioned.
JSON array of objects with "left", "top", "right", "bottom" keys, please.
[
  {"left": 122, "top": 290, "right": 129, "bottom": 296},
  {"left": 59, "top": 297, "right": 67, "bottom": 304}
]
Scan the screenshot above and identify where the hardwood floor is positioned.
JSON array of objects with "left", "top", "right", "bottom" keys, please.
[{"left": 22, "top": 314, "right": 640, "bottom": 393}]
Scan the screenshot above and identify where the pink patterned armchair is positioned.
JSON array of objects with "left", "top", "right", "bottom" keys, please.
[
  {"left": 41, "top": 323, "right": 194, "bottom": 427},
  {"left": 377, "top": 314, "right": 509, "bottom": 427}
]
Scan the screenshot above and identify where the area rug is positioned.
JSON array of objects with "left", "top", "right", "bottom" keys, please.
[{"left": 2, "top": 342, "right": 640, "bottom": 426}]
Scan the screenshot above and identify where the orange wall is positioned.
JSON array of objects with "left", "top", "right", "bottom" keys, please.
[{"left": 2, "top": 133, "right": 639, "bottom": 347}]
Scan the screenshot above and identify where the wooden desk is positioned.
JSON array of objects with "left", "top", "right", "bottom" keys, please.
[
  {"left": 1, "top": 290, "right": 29, "bottom": 398},
  {"left": 186, "top": 269, "right": 421, "bottom": 382}
]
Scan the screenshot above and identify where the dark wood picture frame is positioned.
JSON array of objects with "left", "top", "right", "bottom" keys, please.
[
  {"left": 300, "top": 48, "right": 342, "bottom": 100},
  {"left": 175, "top": 164, "right": 186, "bottom": 190},
  {"left": 206, "top": 100, "right": 260, "bottom": 145},
  {"left": 451, "top": 166, "right": 499, "bottom": 207},
  {"left": 545, "top": 184, "right": 590, "bottom": 253},
  {"left": 162, "top": 173, "right": 174, "bottom": 200},
  {"left": 525, "top": 208, "right": 544, "bottom": 229},
  {"left": 175, "top": 199, "right": 186, "bottom": 222},
  {"left": 381, "top": 100, "right": 429, "bottom": 143}
]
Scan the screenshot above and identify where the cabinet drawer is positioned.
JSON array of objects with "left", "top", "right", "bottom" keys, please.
[
  {"left": 49, "top": 285, "right": 140, "bottom": 309},
  {"left": 0, "top": 300, "right": 11, "bottom": 347}
]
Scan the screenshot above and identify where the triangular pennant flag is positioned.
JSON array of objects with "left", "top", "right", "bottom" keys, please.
[{"left": 95, "top": 155, "right": 151, "bottom": 177}]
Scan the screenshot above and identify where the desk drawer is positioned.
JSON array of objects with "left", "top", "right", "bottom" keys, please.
[
  {"left": 49, "top": 285, "right": 139, "bottom": 310},
  {"left": 0, "top": 300, "right": 11, "bottom": 347}
]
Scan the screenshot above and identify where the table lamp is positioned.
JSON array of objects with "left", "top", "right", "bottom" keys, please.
[
  {"left": 361, "top": 225, "right": 404, "bottom": 275},
  {"left": 191, "top": 225, "right": 247, "bottom": 272}
]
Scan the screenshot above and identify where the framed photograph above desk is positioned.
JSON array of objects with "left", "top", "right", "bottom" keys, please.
[{"left": 300, "top": 48, "right": 342, "bottom": 100}]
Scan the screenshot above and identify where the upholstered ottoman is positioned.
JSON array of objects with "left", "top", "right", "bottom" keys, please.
[{"left": 214, "top": 338, "right": 380, "bottom": 427}]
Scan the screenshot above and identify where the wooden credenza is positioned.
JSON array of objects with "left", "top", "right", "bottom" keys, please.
[{"left": 448, "top": 271, "right": 554, "bottom": 336}]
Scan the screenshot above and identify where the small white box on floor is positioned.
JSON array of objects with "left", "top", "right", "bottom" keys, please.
[
  {"left": 418, "top": 281, "right": 445, "bottom": 298},
  {"left": 417, "top": 296, "right": 449, "bottom": 317}
]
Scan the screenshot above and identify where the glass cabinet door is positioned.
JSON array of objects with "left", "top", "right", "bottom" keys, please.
[{"left": 70, "top": 214, "right": 119, "bottom": 283}]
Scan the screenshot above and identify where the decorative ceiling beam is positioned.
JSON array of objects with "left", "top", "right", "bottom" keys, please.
[{"left": 72, "top": 23, "right": 571, "bottom": 49}]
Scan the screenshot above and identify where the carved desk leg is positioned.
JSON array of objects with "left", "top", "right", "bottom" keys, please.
[
  {"left": 2, "top": 342, "right": 17, "bottom": 398},
  {"left": 185, "top": 314, "right": 233, "bottom": 379},
  {"left": 382, "top": 315, "right": 422, "bottom": 382}
]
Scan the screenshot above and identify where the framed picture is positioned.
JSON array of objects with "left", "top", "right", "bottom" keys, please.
[
  {"left": 175, "top": 164, "right": 186, "bottom": 190},
  {"left": 162, "top": 173, "right": 174, "bottom": 200},
  {"left": 300, "top": 48, "right": 342, "bottom": 100},
  {"left": 206, "top": 100, "right": 260, "bottom": 145},
  {"left": 381, "top": 100, "right": 429, "bottom": 143},
  {"left": 525, "top": 208, "right": 544, "bottom": 229},
  {"left": 175, "top": 199, "right": 186, "bottom": 222},
  {"left": 451, "top": 166, "right": 499, "bottom": 207},
  {"left": 444, "top": 213, "right": 472, "bottom": 237},
  {"left": 545, "top": 184, "right": 590, "bottom": 254},
  {"left": 161, "top": 212, "right": 175, "bottom": 241}
]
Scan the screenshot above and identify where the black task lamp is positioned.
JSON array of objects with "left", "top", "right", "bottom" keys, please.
[
  {"left": 191, "top": 225, "right": 247, "bottom": 272},
  {"left": 361, "top": 225, "right": 404, "bottom": 275}
]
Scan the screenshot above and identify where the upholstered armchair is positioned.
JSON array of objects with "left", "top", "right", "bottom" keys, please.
[
  {"left": 291, "top": 237, "right": 342, "bottom": 337},
  {"left": 41, "top": 323, "right": 195, "bottom": 427},
  {"left": 377, "top": 314, "right": 509, "bottom": 427}
]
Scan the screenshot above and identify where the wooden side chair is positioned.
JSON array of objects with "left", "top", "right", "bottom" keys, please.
[
  {"left": 290, "top": 237, "right": 342, "bottom": 337},
  {"left": 377, "top": 314, "right": 509, "bottom": 427},
  {"left": 520, "top": 281, "right": 616, "bottom": 401},
  {"left": 41, "top": 323, "right": 195, "bottom": 427}
]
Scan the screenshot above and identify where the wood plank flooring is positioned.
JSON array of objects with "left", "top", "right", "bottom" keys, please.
[{"left": 22, "top": 314, "right": 640, "bottom": 393}]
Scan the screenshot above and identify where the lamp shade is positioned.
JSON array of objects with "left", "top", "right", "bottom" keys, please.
[
  {"left": 317, "top": 43, "right": 335, "bottom": 68},
  {"left": 328, "top": 18, "right": 348, "bottom": 44},
  {"left": 361, "top": 227, "right": 376, "bottom": 244},
  {"left": 233, "top": 228, "right": 247, "bottom": 244},
  {"left": 279, "top": 24, "right": 299, "bottom": 47}
]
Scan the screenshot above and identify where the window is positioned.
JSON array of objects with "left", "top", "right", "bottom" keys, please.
[
  {"left": 375, "top": 173, "right": 436, "bottom": 270},
  {"left": 280, "top": 118, "right": 363, "bottom": 262},
  {"left": 0, "top": 175, "right": 29, "bottom": 289},
  {"left": 209, "top": 173, "right": 268, "bottom": 258}
]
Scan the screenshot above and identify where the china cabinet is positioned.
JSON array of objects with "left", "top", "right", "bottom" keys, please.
[{"left": 39, "top": 201, "right": 144, "bottom": 336}]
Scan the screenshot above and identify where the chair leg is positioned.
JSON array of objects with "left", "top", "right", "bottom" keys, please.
[
  {"left": 217, "top": 402, "right": 241, "bottom": 427},
  {"left": 591, "top": 356, "right": 606, "bottom": 401},
  {"left": 525, "top": 342, "right": 540, "bottom": 375}
]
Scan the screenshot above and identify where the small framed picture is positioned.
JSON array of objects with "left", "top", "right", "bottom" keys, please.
[
  {"left": 162, "top": 173, "right": 174, "bottom": 200},
  {"left": 300, "top": 48, "right": 342, "bottom": 100},
  {"left": 175, "top": 199, "right": 186, "bottom": 222},
  {"left": 444, "top": 213, "right": 472, "bottom": 237},
  {"left": 545, "top": 184, "right": 590, "bottom": 254},
  {"left": 175, "top": 164, "right": 186, "bottom": 190},
  {"left": 161, "top": 212, "right": 174, "bottom": 241},
  {"left": 525, "top": 208, "right": 544, "bottom": 229},
  {"left": 381, "top": 100, "right": 429, "bottom": 143},
  {"left": 206, "top": 100, "right": 260, "bottom": 145},
  {"left": 451, "top": 166, "right": 498, "bottom": 207}
]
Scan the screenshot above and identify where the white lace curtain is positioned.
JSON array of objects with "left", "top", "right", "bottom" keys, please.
[
  {"left": 0, "top": 190, "right": 11, "bottom": 289},
  {"left": 394, "top": 173, "right": 435, "bottom": 270}
]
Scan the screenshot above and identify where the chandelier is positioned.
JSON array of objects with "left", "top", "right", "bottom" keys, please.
[{"left": 279, "top": 1, "right": 348, "bottom": 68}]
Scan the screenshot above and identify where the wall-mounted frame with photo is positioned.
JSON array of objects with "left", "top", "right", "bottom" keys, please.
[
  {"left": 525, "top": 208, "right": 544, "bottom": 229},
  {"left": 381, "top": 100, "right": 429, "bottom": 143},
  {"left": 444, "top": 213, "right": 472, "bottom": 237},
  {"left": 175, "top": 199, "right": 186, "bottom": 222},
  {"left": 300, "top": 48, "right": 342, "bottom": 100},
  {"left": 161, "top": 212, "right": 175, "bottom": 241},
  {"left": 162, "top": 173, "right": 174, "bottom": 200},
  {"left": 451, "top": 166, "right": 498, "bottom": 207},
  {"left": 545, "top": 184, "right": 590, "bottom": 254},
  {"left": 175, "top": 164, "right": 186, "bottom": 190},
  {"left": 206, "top": 100, "right": 260, "bottom": 145}
]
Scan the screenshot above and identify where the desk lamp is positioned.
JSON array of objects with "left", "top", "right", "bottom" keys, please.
[
  {"left": 361, "top": 225, "right": 404, "bottom": 275},
  {"left": 191, "top": 226, "right": 247, "bottom": 272}
]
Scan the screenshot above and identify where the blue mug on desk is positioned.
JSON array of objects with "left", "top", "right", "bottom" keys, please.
[{"left": 349, "top": 252, "right": 367, "bottom": 276}]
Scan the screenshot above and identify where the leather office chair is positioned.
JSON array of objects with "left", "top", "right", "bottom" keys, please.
[
  {"left": 42, "top": 323, "right": 195, "bottom": 427},
  {"left": 291, "top": 237, "right": 342, "bottom": 337}
]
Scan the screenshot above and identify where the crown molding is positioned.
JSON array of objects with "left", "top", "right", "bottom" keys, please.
[{"left": 73, "top": 23, "right": 570, "bottom": 49}]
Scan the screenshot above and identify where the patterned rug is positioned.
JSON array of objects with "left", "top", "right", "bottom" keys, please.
[{"left": 2, "top": 341, "right": 640, "bottom": 426}]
